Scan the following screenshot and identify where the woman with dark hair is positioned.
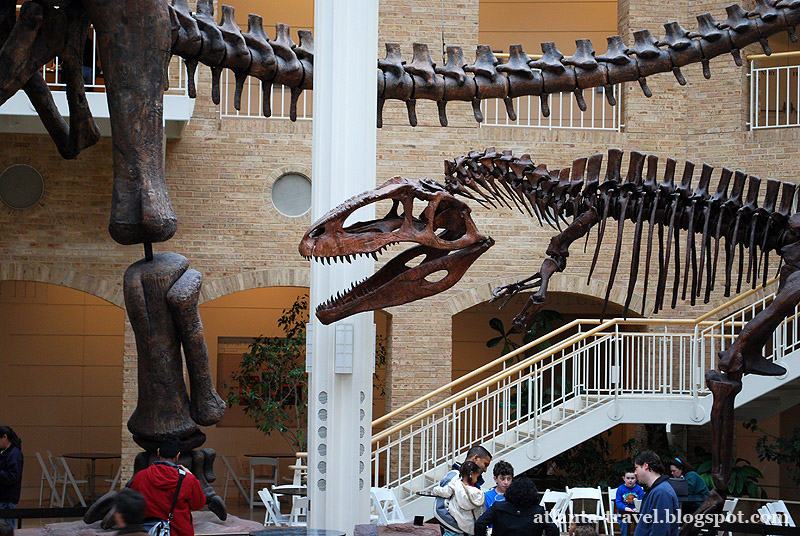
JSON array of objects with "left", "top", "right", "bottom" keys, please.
[
  {"left": 669, "top": 458, "right": 708, "bottom": 513},
  {"left": 474, "top": 477, "right": 559, "bottom": 536},
  {"left": 0, "top": 425, "right": 23, "bottom": 529}
]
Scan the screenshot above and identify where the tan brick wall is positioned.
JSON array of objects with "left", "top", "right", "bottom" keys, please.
[{"left": 1, "top": 0, "right": 799, "bottom": 473}]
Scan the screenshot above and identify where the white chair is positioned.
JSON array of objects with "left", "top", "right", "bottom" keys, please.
[
  {"left": 221, "top": 455, "right": 251, "bottom": 505},
  {"left": 607, "top": 487, "right": 617, "bottom": 536},
  {"left": 52, "top": 456, "right": 87, "bottom": 507},
  {"left": 370, "top": 487, "right": 410, "bottom": 525},
  {"left": 540, "top": 489, "right": 570, "bottom": 508},
  {"left": 289, "top": 496, "right": 308, "bottom": 527},
  {"left": 716, "top": 498, "right": 738, "bottom": 536},
  {"left": 566, "top": 486, "right": 609, "bottom": 535},
  {"left": 549, "top": 493, "right": 573, "bottom": 532},
  {"left": 762, "top": 500, "right": 796, "bottom": 527},
  {"left": 257, "top": 488, "right": 290, "bottom": 526},
  {"left": 249, "top": 456, "right": 280, "bottom": 510},
  {"left": 35, "top": 452, "right": 60, "bottom": 506},
  {"left": 105, "top": 465, "right": 122, "bottom": 493}
]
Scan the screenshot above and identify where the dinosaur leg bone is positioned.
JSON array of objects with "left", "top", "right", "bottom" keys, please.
[
  {"left": 493, "top": 208, "right": 600, "bottom": 331},
  {"left": 86, "top": 0, "right": 177, "bottom": 245}
]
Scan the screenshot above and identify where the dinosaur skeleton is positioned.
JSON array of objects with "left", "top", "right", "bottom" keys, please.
[
  {"left": 299, "top": 150, "right": 800, "bottom": 533},
  {"left": 3, "top": 0, "right": 800, "bottom": 531}
]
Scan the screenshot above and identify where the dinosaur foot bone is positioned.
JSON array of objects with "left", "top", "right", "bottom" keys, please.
[{"left": 679, "top": 489, "right": 725, "bottom": 536}]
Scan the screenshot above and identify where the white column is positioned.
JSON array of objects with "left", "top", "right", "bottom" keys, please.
[{"left": 309, "top": 1, "right": 378, "bottom": 533}]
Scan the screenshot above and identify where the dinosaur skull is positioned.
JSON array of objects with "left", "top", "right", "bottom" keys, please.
[{"left": 299, "top": 176, "right": 493, "bottom": 324}]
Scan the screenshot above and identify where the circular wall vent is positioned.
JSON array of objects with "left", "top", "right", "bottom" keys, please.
[
  {"left": 271, "top": 172, "right": 311, "bottom": 217},
  {"left": 0, "top": 164, "right": 44, "bottom": 210}
]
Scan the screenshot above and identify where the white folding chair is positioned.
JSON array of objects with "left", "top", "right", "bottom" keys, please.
[
  {"left": 370, "top": 487, "right": 410, "bottom": 525},
  {"left": 221, "top": 455, "right": 251, "bottom": 505},
  {"left": 249, "top": 457, "right": 280, "bottom": 510},
  {"left": 36, "top": 452, "right": 60, "bottom": 506},
  {"left": 105, "top": 465, "right": 122, "bottom": 493},
  {"left": 764, "top": 500, "right": 796, "bottom": 527},
  {"left": 289, "top": 495, "right": 308, "bottom": 527},
  {"left": 540, "top": 489, "right": 570, "bottom": 508},
  {"left": 549, "top": 493, "right": 573, "bottom": 532},
  {"left": 53, "top": 456, "right": 87, "bottom": 507},
  {"left": 607, "top": 487, "right": 617, "bottom": 536},
  {"left": 566, "top": 486, "right": 609, "bottom": 535},
  {"left": 716, "top": 498, "right": 738, "bottom": 536},
  {"left": 257, "top": 488, "right": 290, "bottom": 526}
]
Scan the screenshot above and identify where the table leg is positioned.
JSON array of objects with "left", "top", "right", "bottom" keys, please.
[
  {"left": 89, "top": 459, "right": 96, "bottom": 501},
  {"left": 250, "top": 467, "right": 255, "bottom": 510}
]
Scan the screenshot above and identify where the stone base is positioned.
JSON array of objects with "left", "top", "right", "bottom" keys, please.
[
  {"left": 354, "top": 524, "right": 441, "bottom": 536},
  {"left": 15, "top": 511, "right": 264, "bottom": 536}
]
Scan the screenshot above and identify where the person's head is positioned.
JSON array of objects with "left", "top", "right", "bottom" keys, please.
[
  {"left": 113, "top": 488, "right": 146, "bottom": 528},
  {"left": 503, "top": 476, "right": 539, "bottom": 507},
  {"left": 464, "top": 445, "right": 492, "bottom": 474},
  {"left": 568, "top": 516, "right": 593, "bottom": 536},
  {"left": 623, "top": 469, "right": 637, "bottom": 488},
  {"left": 573, "top": 524, "right": 599, "bottom": 536},
  {"left": 634, "top": 450, "right": 665, "bottom": 487},
  {"left": 0, "top": 425, "right": 21, "bottom": 451},
  {"left": 493, "top": 460, "right": 514, "bottom": 494},
  {"left": 669, "top": 457, "right": 691, "bottom": 478},
  {"left": 0, "top": 521, "right": 13, "bottom": 536},
  {"left": 157, "top": 436, "right": 181, "bottom": 461},
  {"left": 460, "top": 461, "right": 480, "bottom": 485}
]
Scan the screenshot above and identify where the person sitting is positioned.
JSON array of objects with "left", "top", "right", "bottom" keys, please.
[
  {"left": 484, "top": 460, "right": 513, "bottom": 509},
  {"left": 474, "top": 477, "right": 559, "bottom": 536},
  {"left": 432, "top": 461, "right": 486, "bottom": 535},
  {"left": 669, "top": 458, "right": 709, "bottom": 514}
]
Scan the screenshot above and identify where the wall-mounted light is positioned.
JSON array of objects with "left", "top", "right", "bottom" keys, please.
[{"left": 334, "top": 323, "right": 354, "bottom": 374}]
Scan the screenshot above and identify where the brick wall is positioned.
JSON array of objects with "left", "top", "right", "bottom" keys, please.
[{"left": 1, "top": 0, "right": 799, "bottom": 474}]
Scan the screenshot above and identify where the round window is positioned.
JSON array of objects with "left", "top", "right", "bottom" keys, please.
[
  {"left": 0, "top": 164, "right": 44, "bottom": 210},
  {"left": 271, "top": 172, "right": 311, "bottom": 217}
]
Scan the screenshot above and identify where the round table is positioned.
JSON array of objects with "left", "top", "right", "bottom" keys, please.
[
  {"left": 62, "top": 452, "right": 120, "bottom": 500},
  {"left": 250, "top": 529, "right": 344, "bottom": 536}
]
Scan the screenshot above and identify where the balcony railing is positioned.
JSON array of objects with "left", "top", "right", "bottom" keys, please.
[
  {"left": 1, "top": 15, "right": 194, "bottom": 138},
  {"left": 749, "top": 51, "right": 800, "bottom": 130},
  {"left": 219, "top": 70, "right": 313, "bottom": 120},
  {"left": 479, "top": 84, "right": 623, "bottom": 131},
  {"left": 215, "top": 57, "right": 623, "bottom": 131}
]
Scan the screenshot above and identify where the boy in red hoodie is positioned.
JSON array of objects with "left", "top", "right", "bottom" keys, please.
[{"left": 130, "top": 437, "right": 206, "bottom": 536}]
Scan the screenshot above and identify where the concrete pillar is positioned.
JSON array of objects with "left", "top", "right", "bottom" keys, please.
[{"left": 308, "top": 1, "right": 378, "bottom": 533}]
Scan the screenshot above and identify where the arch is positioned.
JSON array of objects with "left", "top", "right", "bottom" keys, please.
[
  {"left": 443, "top": 273, "right": 652, "bottom": 317},
  {"left": 0, "top": 262, "right": 123, "bottom": 306},
  {"left": 199, "top": 267, "right": 310, "bottom": 303}
]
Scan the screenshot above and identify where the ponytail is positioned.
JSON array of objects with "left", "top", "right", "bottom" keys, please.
[{"left": 0, "top": 425, "right": 21, "bottom": 450}]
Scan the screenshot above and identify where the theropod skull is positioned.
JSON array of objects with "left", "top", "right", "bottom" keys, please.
[{"left": 299, "top": 176, "right": 493, "bottom": 324}]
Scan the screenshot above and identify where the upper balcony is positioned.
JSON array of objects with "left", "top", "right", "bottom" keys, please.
[{"left": 0, "top": 25, "right": 195, "bottom": 139}]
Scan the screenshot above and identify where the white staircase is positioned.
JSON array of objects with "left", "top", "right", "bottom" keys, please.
[{"left": 370, "top": 280, "right": 800, "bottom": 520}]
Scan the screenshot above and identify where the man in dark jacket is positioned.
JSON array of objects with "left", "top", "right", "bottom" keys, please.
[
  {"left": 634, "top": 451, "right": 679, "bottom": 536},
  {"left": 475, "top": 477, "right": 559, "bottom": 536},
  {"left": 130, "top": 437, "right": 206, "bottom": 536},
  {"left": 435, "top": 446, "right": 492, "bottom": 536}
]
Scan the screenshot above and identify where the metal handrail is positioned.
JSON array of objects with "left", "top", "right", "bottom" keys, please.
[
  {"left": 371, "top": 281, "right": 793, "bottom": 492},
  {"left": 372, "top": 277, "right": 779, "bottom": 433}
]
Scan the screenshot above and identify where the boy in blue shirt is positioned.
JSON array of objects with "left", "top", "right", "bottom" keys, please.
[
  {"left": 616, "top": 468, "right": 644, "bottom": 536},
  {"left": 484, "top": 460, "right": 514, "bottom": 509}
]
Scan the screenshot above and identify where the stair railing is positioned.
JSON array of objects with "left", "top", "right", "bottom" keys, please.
[{"left": 371, "top": 278, "right": 793, "bottom": 493}]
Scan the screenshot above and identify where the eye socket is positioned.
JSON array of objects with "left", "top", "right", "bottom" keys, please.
[{"left": 310, "top": 226, "right": 325, "bottom": 238}]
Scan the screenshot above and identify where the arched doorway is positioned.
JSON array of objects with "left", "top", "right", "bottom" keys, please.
[{"left": 0, "top": 280, "right": 124, "bottom": 504}]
